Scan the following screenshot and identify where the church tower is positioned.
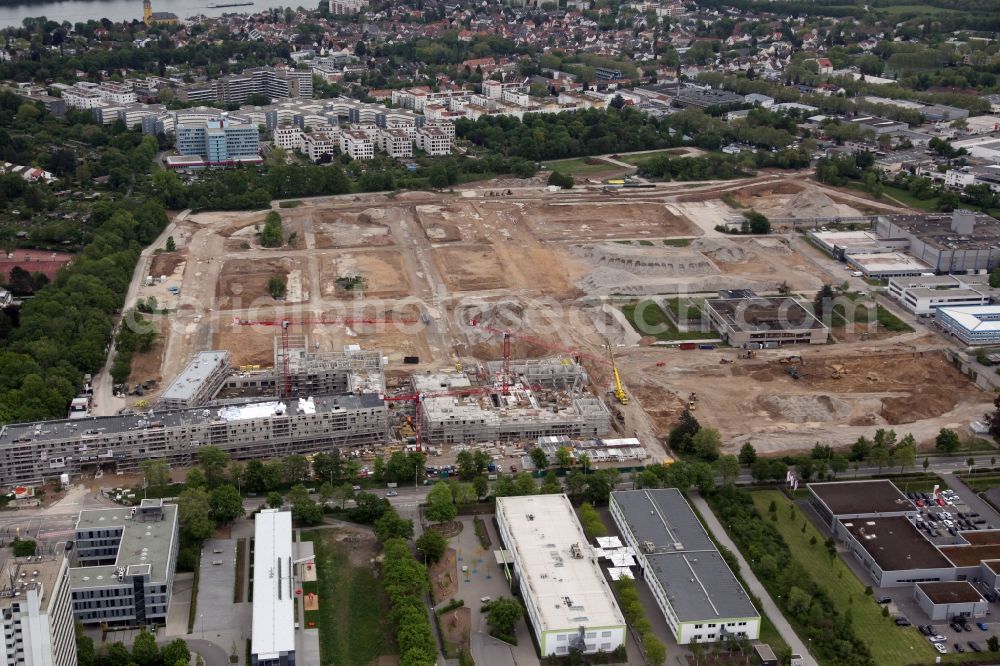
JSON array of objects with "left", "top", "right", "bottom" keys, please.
[{"left": 143, "top": 0, "right": 153, "bottom": 23}]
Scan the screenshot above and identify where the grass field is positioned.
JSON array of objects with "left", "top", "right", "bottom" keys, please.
[
  {"left": 303, "top": 530, "right": 396, "bottom": 666},
  {"left": 621, "top": 300, "right": 709, "bottom": 341},
  {"left": 751, "top": 490, "right": 937, "bottom": 665},
  {"left": 540, "top": 156, "right": 621, "bottom": 176},
  {"left": 662, "top": 238, "right": 692, "bottom": 247},
  {"left": 878, "top": 3, "right": 964, "bottom": 15},
  {"left": 616, "top": 149, "right": 683, "bottom": 165}
]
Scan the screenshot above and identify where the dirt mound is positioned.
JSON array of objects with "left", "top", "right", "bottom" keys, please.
[
  {"left": 690, "top": 238, "right": 752, "bottom": 263},
  {"left": 778, "top": 191, "right": 840, "bottom": 219},
  {"left": 574, "top": 244, "right": 718, "bottom": 276},
  {"left": 632, "top": 385, "right": 687, "bottom": 436},
  {"left": 881, "top": 391, "right": 958, "bottom": 425},
  {"left": 150, "top": 252, "right": 184, "bottom": 277},
  {"left": 758, "top": 394, "right": 852, "bottom": 423}
]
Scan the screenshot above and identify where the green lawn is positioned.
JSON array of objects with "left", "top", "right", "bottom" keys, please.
[
  {"left": 961, "top": 474, "right": 1000, "bottom": 492},
  {"left": 879, "top": 3, "right": 964, "bottom": 15},
  {"left": 616, "top": 149, "right": 686, "bottom": 166},
  {"left": 621, "top": 300, "right": 710, "bottom": 341},
  {"left": 830, "top": 294, "right": 912, "bottom": 333},
  {"left": 662, "top": 238, "right": 692, "bottom": 247},
  {"left": 750, "top": 490, "right": 938, "bottom": 666},
  {"left": 541, "top": 156, "right": 621, "bottom": 176},
  {"left": 664, "top": 297, "right": 703, "bottom": 322},
  {"left": 303, "top": 531, "right": 396, "bottom": 665},
  {"left": 880, "top": 185, "right": 940, "bottom": 212}
]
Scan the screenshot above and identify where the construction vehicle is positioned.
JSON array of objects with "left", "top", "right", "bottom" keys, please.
[
  {"left": 606, "top": 342, "right": 628, "bottom": 405},
  {"left": 788, "top": 366, "right": 800, "bottom": 380},
  {"left": 830, "top": 363, "right": 847, "bottom": 379},
  {"left": 687, "top": 392, "right": 698, "bottom": 411},
  {"left": 738, "top": 350, "right": 756, "bottom": 359},
  {"left": 779, "top": 355, "right": 804, "bottom": 365}
]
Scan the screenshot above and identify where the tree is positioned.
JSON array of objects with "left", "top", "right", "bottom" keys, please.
[
  {"left": 473, "top": 475, "right": 489, "bottom": 500},
  {"left": 486, "top": 597, "right": 523, "bottom": 635},
  {"left": 333, "top": 483, "right": 355, "bottom": 509},
  {"left": 738, "top": 442, "right": 757, "bottom": 466},
  {"left": 691, "top": 427, "right": 722, "bottom": 462},
  {"left": 416, "top": 530, "right": 447, "bottom": 564},
  {"left": 140, "top": 459, "right": 170, "bottom": 494},
  {"left": 742, "top": 209, "right": 771, "bottom": 234},
  {"left": 185, "top": 467, "right": 207, "bottom": 489},
  {"left": 714, "top": 455, "right": 740, "bottom": 483},
  {"left": 196, "top": 445, "right": 229, "bottom": 488},
  {"left": 318, "top": 481, "right": 335, "bottom": 506},
  {"left": 578, "top": 502, "right": 607, "bottom": 541},
  {"left": 990, "top": 268, "right": 1000, "bottom": 289},
  {"left": 283, "top": 454, "right": 310, "bottom": 485},
  {"left": 936, "top": 427, "right": 961, "bottom": 454},
  {"left": 830, "top": 454, "right": 849, "bottom": 478},
  {"left": 529, "top": 447, "right": 548, "bottom": 470},
  {"left": 165, "top": 235, "right": 176, "bottom": 252},
  {"left": 923, "top": 457, "right": 930, "bottom": 472},
  {"left": 209, "top": 485, "right": 244, "bottom": 525},
  {"left": 76, "top": 634, "right": 97, "bottom": 666},
  {"left": 177, "top": 488, "right": 215, "bottom": 542},
  {"left": 131, "top": 629, "right": 160, "bottom": 666},
  {"left": 349, "top": 492, "right": 390, "bottom": 524},
  {"left": 260, "top": 211, "right": 283, "bottom": 247},
  {"left": 161, "top": 639, "right": 191, "bottom": 666},
  {"left": 554, "top": 446, "right": 574, "bottom": 469},
  {"left": 540, "top": 471, "right": 562, "bottom": 494},
  {"left": 968, "top": 457, "right": 976, "bottom": 473},
  {"left": 451, "top": 481, "right": 477, "bottom": 507},
  {"left": 374, "top": 508, "right": 414, "bottom": 543},
  {"left": 547, "top": 171, "right": 574, "bottom": 189},
  {"left": 288, "top": 485, "right": 324, "bottom": 525},
  {"left": 425, "top": 482, "right": 457, "bottom": 523},
  {"left": 988, "top": 394, "right": 1000, "bottom": 441},
  {"left": 988, "top": 635, "right": 1000, "bottom": 652},
  {"left": 267, "top": 491, "right": 284, "bottom": 509},
  {"left": 245, "top": 460, "right": 269, "bottom": 493},
  {"left": 644, "top": 634, "right": 667, "bottom": 665},
  {"left": 11, "top": 539, "right": 35, "bottom": 557},
  {"left": 313, "top": 451, "right": 344, "bottom": 484},
  {"left": 268, "top": 275, "right": 287, "bottom": 299}
]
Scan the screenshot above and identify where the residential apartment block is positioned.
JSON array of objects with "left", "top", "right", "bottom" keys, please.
[
  {"left": 0, "top": 556, "right": 77, "bottom": 666},
  {"left": 70, "top": 500, "right": 179, "bottom": 627},
  {"left": 175, "top": 118, "right": 261, "bottom": 166}
]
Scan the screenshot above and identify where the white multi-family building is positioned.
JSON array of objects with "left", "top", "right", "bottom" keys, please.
[
  {"left": 303, "top": 128, "right": 341, "bottom": 162},
  {"left": 273, "top": 126, "right": 302, "bottom": 151},
  {"left": 415, "top": 127, "right": 452, "bottom": 156},
  {"left": 378, "top": 128, "right": 413, "bottom": 158},
  {"left": 340, "top": 130, "right": 374, "bottom": 160}
]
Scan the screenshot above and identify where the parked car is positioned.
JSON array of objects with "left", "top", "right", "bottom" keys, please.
[
  {"left": 969, "top": 641, "right": 983, "bottom": 652},
  {"left": 937, "top": 498, "right": 946, "bottom": 506},
  {"left": 915, "top": 499, "right": 925, "bottom": 507},
  {"left": 954, "top": 643, "right": 966, "bottom": 653},
  {"left": 895, "top": 617, "right": 910, "bottom": 626},
  {"left": 934, "top": 642, "right": 948, "bottom": 654},
  {"left": 929, "top": 634, "right": 946, "bottom": 643},
  {"left": 386, "top": 490, "right": 398, "bottom": 497},
  {"left": 951, "top": 622, "right": 964, "bottom": 633},
  {"left": 877, "top": 596, "right": 891, "bottom": 604},
  {"left": 977, "top": 622, "right": 989, "bottom": 631}
]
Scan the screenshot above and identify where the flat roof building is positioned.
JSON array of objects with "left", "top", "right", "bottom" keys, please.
[
  {"left": 495, "top": 495, "right": 627, "bottom": 657},
  {"left": 703, "top": 297, "right": 828, "bottom": 346},
  {"left": 887, "top": 274, "right": 993, "bottom": 315},
  {"left": 70, "top": 500, "right": 179, "bottom": 627},
  {"left": 157, "top": 350, "right": 231, "bottom": 410},
  {"left": 875, "top": 211, "right": 1000, "bottom": 274},
  {"left": 808, "top": 479, "right": 914, "bottom": 530},
  {"left": 609, "top": 490, "right": 760, "bottom": 645},
  {"left": 0, "top": 556, "right": 77, "bottom": 666},
  {"left": 845, "top": 251, "right": 933, "bottom": 278},
  {"left": 914, "top": 581, "right": 988, "bottom": 621},
  {"left": 936, "top": 305, "right": 1000, "bottom": 346},
  {"left": 251, "top": 510, "right": 295, "bottom": 666}
]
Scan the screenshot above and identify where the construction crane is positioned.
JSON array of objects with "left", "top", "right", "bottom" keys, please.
[
  {"left": 384, "top": 387, "right": 495, "bottom": 451},
  {"left": 606, "top": 342, "right": 628, "bottom": 405},
  {"left": 234, "top": 316, "right": 419, "bottom": 398}
]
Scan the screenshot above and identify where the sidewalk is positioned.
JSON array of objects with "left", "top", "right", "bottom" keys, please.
[{"left": 688, "top": 491, "right": 817, "bottom": 666}]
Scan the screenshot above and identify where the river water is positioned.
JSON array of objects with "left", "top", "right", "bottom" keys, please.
[{"left": 0, "top": 0, "right": 268, "bottom": 29}]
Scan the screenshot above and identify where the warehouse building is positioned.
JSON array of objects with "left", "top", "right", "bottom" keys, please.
[
  {"left": 702, "top": 296, "right": 828, "bottom": 346},
  {"left": 609, "top": 490, "right": 760, "bottom": 645},
  {"left": 840, "top": 516, "right": 957, "bottom": 587},
  {"left": 157, "top": 350, "right": 231, "bottom": 410},
  {"left": 875, "top": 210, "right": 1000, "bottom": 274},
  {"left": 808, "top": 479, "right": 917, "bottom": 533},
  {"left": 0, "top": 393, "right": 388, "bottom": 486},
  {"left": 70, "top": 500, "right": 179, "bottom": 627},
  {"left": 251, "top": 510, "right": 296, "bottom": 666},
  {"left": 495, "top": 495, "right": 627, "bottom": 657},
  {"left": 936, "top": 305, "right": 1000, "bottom": 346},
  {"left": 0, "top": 555, "right": 77, "bottom": 666},
  {"left": 914, "top": 582, "right": 988, "bottom": 621}
]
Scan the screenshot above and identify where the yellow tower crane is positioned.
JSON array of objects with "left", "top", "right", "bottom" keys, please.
[{"left": 606, "top": 342, "right": 629, "bottom": 405}]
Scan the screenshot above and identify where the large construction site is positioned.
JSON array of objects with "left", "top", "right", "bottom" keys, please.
[{"left": 4, "top": 174, "right": 994, "bottom": 485}]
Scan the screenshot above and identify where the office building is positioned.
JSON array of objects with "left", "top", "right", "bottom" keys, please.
[
  {"left": 0, "top": 556, "right": 77, "bottom": 666},
  {"left": 886, "top": 274, "right": 992, "bottom": 315},
  {"left": 156, "top": 351, "right": 231, "bottom": 410},
  {"left": 250, "top": 510, "right": 295, "bottom": 666},
  {"left": 495, "top": 495, "right": 627, "bottom": 656},
  {"left": 936, "top": 305, "right": 1000, "bottom": 346},
  {"left": 610, "top": 490, "right": 760, "bottom": 645},
  {"left": 70, "top": 500, "right": 179, "bottom": 627},
  {"left": 175, "top": 118, "right": 261, "bottom": 166}
]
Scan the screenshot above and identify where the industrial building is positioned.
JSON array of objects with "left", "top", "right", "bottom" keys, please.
[
  {"left": 0, "top": 393, "right": 388, "bottom": 486},
  {"left": 533, "top": 435, "right": 647, "bottom": 466},
  {"left": 251, "top": 510, "right": 296, "bottom": 666},
  {"left": 0, "top": 556, "right": 77, "bottom": 666},
  {"left": 495, "top": 495, "right": 627, "bottom": 657},
  {"left": 702, "top": 296, "right": 829, "bottom": 346},
  {"left": 874, "top": 210, "right": 1000, "bottom": 274},
  {"left": 844, "top": 252, "right": 933, "bottom": 278},
  {"left": 887, "top": 274, "right": 992, "bottom": 315},
  {"left": 157, "top": 350, "right": 231, "bottom": 410},
  {"left": 936, "top": 305, "right": 1000, "bottom": 346},
  {"left": 609, "top": 490, "right": 760, "bottom": 645},
  {"left": 811, "top": 480, "right": 1000, "bottom": 615},
  {"left": 412, "top": 362, "right": 611, "bottom": 445},
  {"left": 70, "top": 500, "right": 179, "bottom": 627}
]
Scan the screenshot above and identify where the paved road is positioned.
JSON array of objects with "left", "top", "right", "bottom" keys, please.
[{"left": 688, "top": 491, "right": 817, "bottom": 666}]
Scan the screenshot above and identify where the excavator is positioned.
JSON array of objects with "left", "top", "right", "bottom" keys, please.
[{"left": 605, "top": 342, "right": 629, "bottom": 405}]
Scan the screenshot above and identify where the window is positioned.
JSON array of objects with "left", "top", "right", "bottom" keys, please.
[{"left": 601, "top": 631, "right": 612, "bottom": 637}]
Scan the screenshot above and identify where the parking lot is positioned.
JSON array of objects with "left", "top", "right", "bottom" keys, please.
[{"left": 907, "top": 487, "right": 995, "bottom": 546}]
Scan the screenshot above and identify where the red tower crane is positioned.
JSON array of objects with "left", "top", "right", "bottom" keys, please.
[{"left": 234, "top": 316, "right": 419, "bottom": 398}]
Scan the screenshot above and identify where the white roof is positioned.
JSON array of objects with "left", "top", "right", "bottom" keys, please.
[
  {"left": 217, "top": 401, "right": 287, "bottom": 421},
  {"left": 496, "top": 495, "right": 626, "bottom": 633},
  {"left": 251, "top": 510, "right": 295, "bottom": 659},
  {"left": 608, "top": 567, "right": 634, "bottom": 581},
  {"left": 596, "top": 536, "right": 623, "bottom": 549},
  {"left": 938, "top": 305, "right": 1000, "bottom": 333}
]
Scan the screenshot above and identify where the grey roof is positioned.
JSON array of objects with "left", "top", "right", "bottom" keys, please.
[
  {"left": 0, "top": 393, "right": 384, "bottom": 446},
  {"left": 71, "top": 503, "right": 178, "bottom": 587},
  {"left": 612, "top": 489, "right": 758, "bottom": 623},
  {"left": 159, "top": 350, "right": 229, "bottom": 402}
]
